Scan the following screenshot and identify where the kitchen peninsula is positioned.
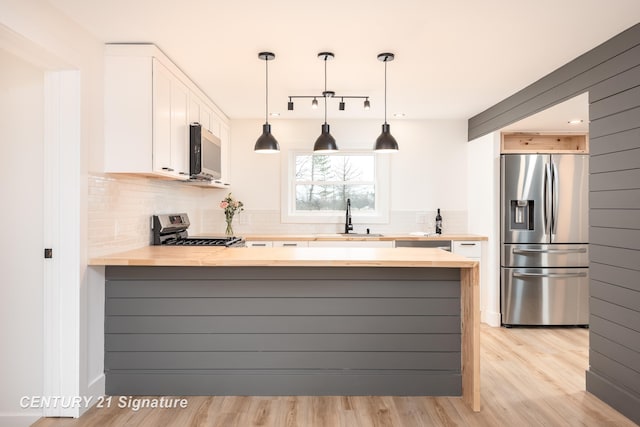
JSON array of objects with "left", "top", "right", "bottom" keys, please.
[{"left": 90, "top": 246, "right": 480, "bottom": 411}]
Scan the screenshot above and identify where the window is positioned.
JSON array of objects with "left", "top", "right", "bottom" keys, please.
[{"left": 282, "top": 151, "right": 389, "bottom": 224}]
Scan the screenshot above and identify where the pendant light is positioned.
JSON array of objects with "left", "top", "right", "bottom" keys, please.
[
  {"left": 254, "top": 52, "right": 280, "bottom": 153},
  {"left": 313, "top": 52, "right": 338, "bottom": 153},
  {"left": 374, "top": 53, "right": 399, "bottom": 152}
]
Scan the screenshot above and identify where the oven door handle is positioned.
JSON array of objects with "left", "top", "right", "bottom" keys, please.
[
  {"left": 512, "top": 248, "right": 587, "bottom": 255},
  {"left": 513, "top": 272, "right": 587, "bottom": 279}
]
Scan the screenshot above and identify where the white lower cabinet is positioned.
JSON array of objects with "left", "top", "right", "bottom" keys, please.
[
  {"left": 246, "top": 241, "right": 309, "bottom": 248},
  {"left": 452, "top": 241, "right": 482, "bottom": 258},
  {"left": 273, "top": 241, "right": 309, "bottom": 248},
  {"left": 245, "top": 241, "right": 273, "bottom": 248},
  {"left": 307, "top": 241, "right": 394, "bottom": 248}
]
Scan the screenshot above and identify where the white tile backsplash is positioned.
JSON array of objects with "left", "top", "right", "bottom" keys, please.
[
  {"left": 201, "top": 209, "right": 468, "bottom": 236},
  {"left": 89, "top": 173, "right": 468, "bottom": 256},
  {"left": 88, "top": 174, "right": 207, "bottom": 256}
]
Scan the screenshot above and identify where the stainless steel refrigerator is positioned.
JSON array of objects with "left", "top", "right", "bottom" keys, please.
[{"left": 501, "top": 154, "right": 589, "bottom": 326}]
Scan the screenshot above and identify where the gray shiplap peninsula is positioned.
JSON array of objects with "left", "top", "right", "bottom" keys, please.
[{"left": 90, "top": 246, "right": 480, "bottom": 411}]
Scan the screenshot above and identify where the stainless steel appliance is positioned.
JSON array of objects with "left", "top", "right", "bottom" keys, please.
[
  {"left": 152, "top": 213, "right": 244, "bottom": 247},
  {"left": 501, "top": 154, "right": 589, "bottom": 326},
  {"left": 190, "top": 123, "right": 222, "bottom": 181}
]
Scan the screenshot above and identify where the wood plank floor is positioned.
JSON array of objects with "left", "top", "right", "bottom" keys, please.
[{"left": 32, "top": 325, "right": 637, "bottom": 427}]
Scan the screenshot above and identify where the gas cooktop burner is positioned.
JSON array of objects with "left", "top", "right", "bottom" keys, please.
[
  {"left": 152, "top": 213, "right": 245, "bottom": 247},
  {"left": 167, "top": 237, "right": 244, "bottom": 247}
]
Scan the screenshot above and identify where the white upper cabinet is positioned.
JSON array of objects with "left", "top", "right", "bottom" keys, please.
[
  {"left": 104, "top": 44, "right": 231, "bottom": 185},
  {"left": 152, "top": 59, "right": 189, "bottom": 177}
]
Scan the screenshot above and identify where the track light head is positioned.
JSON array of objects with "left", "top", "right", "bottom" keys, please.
[
  {"left": 312, "top": 98, "right": 318, "bottom": 109},
  {"left": 364, "top": 98, "right": 370, "bottom": 110}
]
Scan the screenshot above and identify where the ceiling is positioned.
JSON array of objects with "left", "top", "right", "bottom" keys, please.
[
  {"left": 48, "top": 0, "right": 640, "bottom": 123},
  {"left": 501, "top": 92, "right": 589, "bottom": 132}
]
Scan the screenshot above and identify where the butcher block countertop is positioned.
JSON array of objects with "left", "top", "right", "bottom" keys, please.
[
  {"left": 242, "top": 233, "right": 487, "bottom": 241},
  {"left": 89, "top": 246, "right": 479, "bottom": 268}
]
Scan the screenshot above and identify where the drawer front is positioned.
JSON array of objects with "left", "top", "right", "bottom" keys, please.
[
  {"left": 245, "top": 241, "right": 273, "bottom": 248},
  {"left": 309, "top": 241, "right": 394, "bottom": 248},
  {"left": 273, "top": 241, "right": 309, "bottom": 248},
  {"left": 452, "top": 241, "right": 481, "bottom": 258}
]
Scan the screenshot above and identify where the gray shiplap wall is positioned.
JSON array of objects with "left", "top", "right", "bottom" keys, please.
[
  {"left": 105, "top": 266, "right": 463, "bottom": 396},
  {"left": 468, "top": 23, "right": 640, "bottom": 424}
]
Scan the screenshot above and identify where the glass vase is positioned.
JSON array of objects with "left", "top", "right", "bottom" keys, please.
[{"left": 225, "top": 218, "right": 234, "bottom": 236}]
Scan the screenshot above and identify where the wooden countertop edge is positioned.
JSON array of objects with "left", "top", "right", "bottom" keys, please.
[
  {"left": 89, "top": 246, "right": 479, "bottom": 268},
  {"left": 241, "top": 234, "right": 488, "bottom": 241}
]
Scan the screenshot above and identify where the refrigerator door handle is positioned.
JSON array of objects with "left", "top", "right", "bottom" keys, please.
[
  {"left": 513, "top": 272, "right": 588, "bottom": 279},
  {"left": 544, "top": 162, "right": 552, "bottom": 235},
  {"left": 552, "top": 162, "right": 559, "bottom": 236},
  {"left": 512, "top": 248, "right": 587, "bottom": 254}
]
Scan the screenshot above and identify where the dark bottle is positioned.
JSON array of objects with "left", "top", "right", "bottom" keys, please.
[{"left": 435, "top": 208, "right": 443, "bottom": 235}]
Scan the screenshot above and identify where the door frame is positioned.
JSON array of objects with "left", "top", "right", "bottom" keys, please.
[{"left": 0, "top": 24, "right": 82, "bottom": 418}]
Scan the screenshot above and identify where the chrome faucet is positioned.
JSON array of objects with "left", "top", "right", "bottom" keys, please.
[{"left": 345, "top": 198, "right": 353, "bottom": 234}]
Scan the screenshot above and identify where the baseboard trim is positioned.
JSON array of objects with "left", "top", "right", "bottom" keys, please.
[
  {"left": 481, "top": 310, "right": 501, "bottom": 327},
  {"left": 79, "top": 373, "right": 106, "bottom": 417},
  {"left": 586, "top": 370, "right": 640, "bottom": 425}
]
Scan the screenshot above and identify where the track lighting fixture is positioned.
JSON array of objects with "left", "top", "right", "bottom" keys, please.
[
  {"left": 373, "top": 53, "right": 399, "bottom": 152},
  {"left": 287, "top": 52, "right": 370, "bottom": 114},
  {"left": 364, "top": 98, "right": 370, "bottom": 110},
  {"left": 254, "top": 52, "right": 280, "bottom": 153}
]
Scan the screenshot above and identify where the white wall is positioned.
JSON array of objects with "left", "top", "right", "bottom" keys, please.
[
  {"left": 0, "top": 48, "right": 45, "bottom": 427},
  {"left": 222, "top": 118, "right": 469, "bottom": 235},
  {"left": 467, "top": 131, "right": 501, "bottom": 326}
]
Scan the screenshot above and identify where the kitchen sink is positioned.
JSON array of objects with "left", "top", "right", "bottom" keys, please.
[{"left": 340, "top": 233, "right": 384, "bottom": 237}]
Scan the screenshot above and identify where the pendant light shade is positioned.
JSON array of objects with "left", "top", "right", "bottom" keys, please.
[
  {"left": 254, "top": 52, "right": 279, "bottom": 153},
  {"left": 374, "top": 53, "right": 399, "bottom": 152},
  {"left": 375, "top": 123, "right": 399, "bottom": 152},
  {"left": 313, "top": 123, "right": 338, "bottom": 152},
  {"left": 255, "top": 124, "right": 279, "bottom": 153}
]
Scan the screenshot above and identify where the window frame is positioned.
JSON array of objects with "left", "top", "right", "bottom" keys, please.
[{"left": 281, "top": 150, "right": 390, "bottom": 224}]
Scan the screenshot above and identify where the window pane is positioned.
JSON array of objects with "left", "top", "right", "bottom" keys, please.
[
  {"left": 295, "top": 154, "right": 374, "bottom": 182},
  {"left": 295, "top": 185, "right": 375, "bottom": 211}
]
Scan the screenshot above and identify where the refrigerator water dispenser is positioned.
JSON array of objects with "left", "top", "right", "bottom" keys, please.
[{"left": 510, "top": 200, "right": 534, "bottom": 230}]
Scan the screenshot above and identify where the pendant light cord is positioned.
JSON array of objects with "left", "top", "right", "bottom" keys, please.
[
  {"left": 265, "top": 57, "right": 269, "bottom": 125},
  {"left": 323, "top": 56, "right": 328, "bottom": 125},
  {"left": 384, "top": 58, "right": 388, "bottom": 125}
]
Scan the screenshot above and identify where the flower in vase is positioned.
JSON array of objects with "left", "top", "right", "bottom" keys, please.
[{"left": 220, "top": 193, "right": 244, "bottom": 235}]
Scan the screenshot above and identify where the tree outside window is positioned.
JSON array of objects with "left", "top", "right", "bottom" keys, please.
[{"left": 293, "top": 153, "right": 376, "bottom": 212}]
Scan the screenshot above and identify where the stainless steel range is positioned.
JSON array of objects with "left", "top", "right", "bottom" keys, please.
[{"left": 152, "top": 213, "right": 244, "bottom": 247}]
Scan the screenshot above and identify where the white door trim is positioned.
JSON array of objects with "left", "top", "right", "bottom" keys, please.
[{"left": 42, "top": 70, "right": 82, "bottom": 417}]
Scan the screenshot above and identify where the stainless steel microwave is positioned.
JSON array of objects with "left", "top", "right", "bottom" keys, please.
[{"left": 190, "top": 123, "right": 221, "bottom": 180}]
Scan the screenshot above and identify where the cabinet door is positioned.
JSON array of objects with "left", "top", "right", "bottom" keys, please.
[
  {"left": 170, "top": 77, "right": 189, "bottom": 177},
  {"left": 308, "top": 241, "right": 393, "bottom": 248},
  {"left": 245, "top": 241, "right": 273, "bottom": 247},
  {"left": 273, "top": 241, "right": 309, "bottom": 247},
  {"left": 199, "top": 103, "right": 212, "bottom": 132},
  {"left": 188, "top": 93, "right": 200, "bottom": 125},
  {"left": 152, "top": 60, "right": 173, "bottom": 175},
  {"left": 220, "top": 122, "right": 231, "bottom": 185},
  {"left": 452, "top": 241, "right": 481, "bottom": 258}
]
